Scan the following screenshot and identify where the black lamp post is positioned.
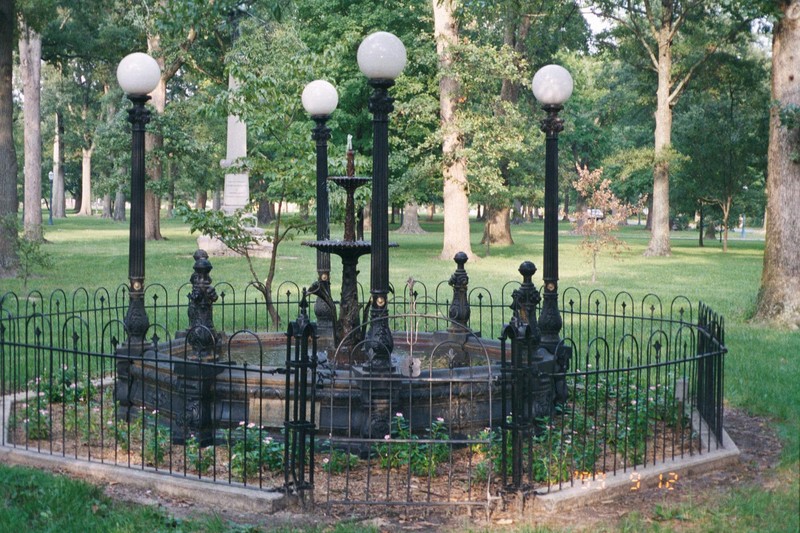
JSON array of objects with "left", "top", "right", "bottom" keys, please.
[
  {"left": 531, "top": 64, "right": 573, "bottom": 350},
  {"left": 117, "top": 52, "right": 161, "bottom": 346},
  {"left": 357, "top": 31, "right": 406, "bottom": 370},
  {"left": 302, "top": 79, "right": 339, "bottom": 342}
]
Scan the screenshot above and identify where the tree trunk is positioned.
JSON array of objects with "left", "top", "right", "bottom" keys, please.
[
  {"left": 481, "top": 205, "right": 513, "bottom": 245},
  {"left": 755, "top": 2, "right": 800, "bottom": 327},
  {"left": 212, "top": 189, "right": 221, "bottom": 211},
  {"left": 361, "top": 204, "right": 370, "bottom": 238},
  {"left": 512, "top": 199, "right": 523, "bottom": 224},
  {"left": 113, "top": 187, "right": 126, "bottom": 221},
  {"left": 101, "top": 193, "right": 112, "bottom": 218},
  {"left": 166, "top": 161, "right": 176, "bottom": 218},
  {"left": 78, "top": 146, "right": 93, "bottom": 216},
  {"left": 644, "top": 18, "right": 673, "bottom": 257},
  {"left": 52, "top": 111, "right": 65, "bottom": 218},
  {"left": 434, "top": 0, "right": 475, "bottom": 261},
  {"left": 397, "top": 201, "right": 426, "bottom": 234},
  {"left": 257, "top": 199, "right": 274, "bottom": 224},
  {"left": 721, "top": 196, "right": 732, "bottom": 253},
  {"left": 195, "top": 190, "right": 208, "bottom": 210},
  {"left": 73, "top": 187, "right": 82, "bottom": 214},
  {"left": 427, "top": 203, "right": 435, "bottom": 221},
  {"left": 19, "top": 25, "right": 42, "bottom": 241},
  {"left": 698, "top": 204, "right": 705, "bottom": 247},
  {"left": 144, "top": 33, "right": 166, "bottom": 241},
  {"left": 0, "top": 0, "right": 18, "bottom": 277}
]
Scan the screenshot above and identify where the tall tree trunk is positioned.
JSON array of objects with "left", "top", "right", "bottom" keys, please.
[
  {"left": 19, "top": 25, "right": 42, "bottom": 241},
  {"left": 357, "top": 206, "right": 365, "bottom": 240},
  {"left": 483, "top": 10, "right": 531, "bottom": 245},
  {"left": 512, "top": 199, "right": 523, "bottom": 224},
  {"left": 644, "top": 18, "right": 673, "bottom": 257},
  {"left": 434, "top": 0, "right": 475, "bottom": 260},
  {"left": 0, "top": 0, "right": 18, "bottom": 277},
  {"left": 755, "top": 1, "right": 800, "bottom": 327},
  {"left": 212, "top": 189, "right": 221, "bottom": 211},
  {"left": 52, "top": 111, "right": 65, "bottom": 218},
  {"left": 257, "top": 199, "right": 273, "bottom": 224},
  {"left": 166, "top": 160, "right": 176, "bottom": 218},
  {"left": 397, "top": 201, "right": 426, "bottom": 234},
  {"left": 78, "top": 146, "right": 93, "bottom": 215},
  {"left": 481, "top": 205, "right": 513, "bottom": 245},
  {"left": 102, "top": 193, "right": 112, "bottom": 218},
  {"left": 113, "top": 187, "right": 126, "bottom": 221},
  {"left": 145, "top": 34, "right": 166, "bottom": 241},
  {"left": 195, "top": 190, "right": 208, "bottom": 210},
  {"left": 427, "top": 203, "right": 435, "bottom": 221},
  {"left": 698, "top": 204, "right": 705, "bottom": 247},
  {"left": 361, "top": 204, "right": 370, "bottom": 239}
]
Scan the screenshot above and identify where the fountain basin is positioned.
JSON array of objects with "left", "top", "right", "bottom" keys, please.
[{"left": 121, "top": 331, "right": 504, "bottom": 441}]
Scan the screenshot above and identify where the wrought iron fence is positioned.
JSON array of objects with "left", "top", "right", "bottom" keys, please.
[{"left": 0, "top": 281, "right": 726, "bottom": 512}]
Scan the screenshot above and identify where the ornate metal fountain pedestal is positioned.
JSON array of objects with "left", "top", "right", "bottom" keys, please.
[
  {"left": 305, "top": 173, "right": 373, "bottom": 362},
  {"left": 304, "top": 143, "right": 397, "bottom": 364}
]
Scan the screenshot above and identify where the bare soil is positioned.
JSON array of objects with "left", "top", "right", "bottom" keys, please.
[{"left": 81, "top": 407, "right": 783, "bottom": 532}]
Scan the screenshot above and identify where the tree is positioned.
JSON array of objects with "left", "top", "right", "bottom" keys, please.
[
  {"left": 755, "top": 0, "right": 800, "bottom": 327},
  {"left": 0, "top": 0, "right": 18, "bottom": 277},
  {"left": 592, "top": 1, "right": 754, "bottom": 256},
  {"left": 434, "top": 0, "right": 475, "bottom": 260},
  {"left": 136, "top": 0, "right": 240, "bottom": 240},
  {"left": 458, "top": 1, "right": 588, "bottom": 247},
  {"left": 18, "top": 22, "right": 43, "bottom": 240},
  {"left": 673, "top": 49, "right": 769, "bottom": 251},
  {"left": 572, "top": 164, "right": 642, "bottom": 283},
  {"left": 396, "top": 202, "right": 426, "bottom": 234},
  {"left": 41, "top": 0, "right": 139, "bottom": 219}
]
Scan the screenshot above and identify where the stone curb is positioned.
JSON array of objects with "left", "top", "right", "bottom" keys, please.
[{"left": 0, "top": 446, "right": 291, "bottom": 514}]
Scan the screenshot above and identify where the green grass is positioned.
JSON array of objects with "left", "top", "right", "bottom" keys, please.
[
  {"left": 1, "top": 213, "right": 799, "bottom": 532},
  {"left": 0, "top": 464, "right": 210, "bottom": 532}
]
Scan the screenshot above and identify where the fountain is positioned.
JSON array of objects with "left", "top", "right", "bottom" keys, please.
[
  {"left": 114, "top": 33, "right": 548, "bottom": 445},
  {"left": 303, "top": 137, "right": 396, "bottom": 363}
]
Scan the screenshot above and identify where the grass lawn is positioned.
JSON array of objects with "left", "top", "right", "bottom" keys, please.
[{"left": 1, "top": 212, "right": 798, "bottom": 532}]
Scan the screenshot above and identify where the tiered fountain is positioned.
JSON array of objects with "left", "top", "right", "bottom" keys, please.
[{"left": 303, "top": 137, "right": 395, "bottom": 363}]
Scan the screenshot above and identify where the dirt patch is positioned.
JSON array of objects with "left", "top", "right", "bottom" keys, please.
[{"left": 79, "top": 407, "right": 782, "bottom": 532}]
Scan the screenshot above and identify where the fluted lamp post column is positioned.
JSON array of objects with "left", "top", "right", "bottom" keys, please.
[
  {"left": 357, "top": 31, "right": 406, "bottom": 371},
  {"left": 531, "top": 64, "right": 573, "bottom": 351},
  {"left": 117, "top": 52, "right": 161, "bottom": 347},
  {"left": 302, "top": 80, "right": 339, "bottom": 345}
]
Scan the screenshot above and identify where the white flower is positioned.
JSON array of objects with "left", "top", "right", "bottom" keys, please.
[
  {"left": 395, "top": 412, "right": 404, "bottom": 418},
  {"left": 247, "top": 422, "right": 256, "bottom": 429},
  {"left": 238, "top": 421, "right": 245, "bottom": 426},
  {"left": 322, "top": 458, "right": 329, "bottom": 464},
  {"left": 384, "top": 435, "right": 391, "bottom": 440},
  {"left": 436, "top": 417, "right": 444, "bottom": 423}
]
